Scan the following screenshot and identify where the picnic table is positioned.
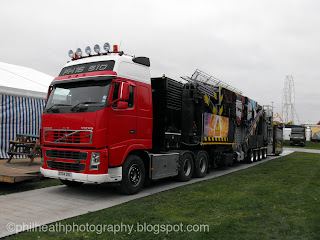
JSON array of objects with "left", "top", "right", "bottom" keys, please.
[{"left": 7, "top": 134, "right": 41, "bottom": 166}]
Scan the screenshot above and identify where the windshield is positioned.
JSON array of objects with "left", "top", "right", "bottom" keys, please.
[{"left": 45, "top": 79, "right": 111, "bottom": 114}]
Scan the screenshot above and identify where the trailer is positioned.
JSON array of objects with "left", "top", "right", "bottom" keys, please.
[
  {"left": 40, "top": 44, "right": 283, "bottom": 194},
  {"left": 311, "top": 126, "right": 320, "bottom": 142},
  {"left": 290, "top": 127, "right": 306, "bottom": 146}
]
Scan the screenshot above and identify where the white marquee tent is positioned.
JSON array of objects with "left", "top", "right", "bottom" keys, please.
[{"left": 0, "top": 62, "right": 53, "bottom": 158}]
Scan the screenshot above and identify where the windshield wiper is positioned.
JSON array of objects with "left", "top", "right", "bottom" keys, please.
[
  {"left": 71, "top": 101, "right": 101, "bottom": 111},
  {"left": 46, "top": 103, "right": 72, "bottom": 112}
]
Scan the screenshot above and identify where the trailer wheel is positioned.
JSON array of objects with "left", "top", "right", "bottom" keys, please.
[
  {"left": 253, "top": 151, "right": 258, "bottom": 162},
  {"left": 120, "top": 155, "right": 145, "bottom": 195},
  {"left": 60, "top": 179, "right": 83, "bottom": 187},
  {"left": 258, "top": 150, "right": 263, "bottom": 161},
  {"left": 262, "top": 149, "right": 267, "bottom": 159},
  {"left": 177, "top": 153, "right": 194, "bottom": 182},
  {"left": 194, "top": 151, "right": 208, "bottom": 178},
  {"left": 246, "top": 151, "right": 254, "bottom": 164}
]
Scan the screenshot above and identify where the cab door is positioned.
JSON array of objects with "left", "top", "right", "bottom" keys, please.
[{"left": 108, "top": 81, "right": 136, "bottom": 166}]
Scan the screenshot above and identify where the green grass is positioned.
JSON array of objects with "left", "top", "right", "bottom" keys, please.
[
  {"left": 0, "top": 178, "right": 61, "bottom": 195},
  {"left": 7, "top": 152, "right": 320, "bottom": 240},
  {"left": 284, "top": 140, "right": 320, "bottom": 150}
]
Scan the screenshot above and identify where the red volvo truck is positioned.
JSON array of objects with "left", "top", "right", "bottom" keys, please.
[{"left": 40, "top": 44, "right": 283, "bottom": 194}]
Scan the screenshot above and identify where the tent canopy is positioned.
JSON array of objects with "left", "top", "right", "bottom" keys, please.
[
  {"left": 0, "top": 62, "right": 53, "bottom": 99},
  {"left": 0, "top": 62, "right": 53, "bottom": 158}
]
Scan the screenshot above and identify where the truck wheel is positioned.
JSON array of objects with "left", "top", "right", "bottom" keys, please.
[
  {"left": 177, "top": 153, "right": 194, "bottom": 182},
  {"left": 60, "top": 179, "right": 83, "bottom": 187},
  {"left": 194, "top": 151, "right": 208, "bottom": 178},
  {"left": 120, "top": 155, "right": 145, "bottom": 195},
  {"left": 246, "top": 151, "right": 254, "bottom": 164}
]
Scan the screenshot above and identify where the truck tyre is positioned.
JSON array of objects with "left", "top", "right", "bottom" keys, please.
[
  {"left": 177, "top": 153, "right": 194, "bottom": 182},
  {"left": 262, "top": 149, "right": 267, "bottom": 159},
  {"left": 246, "top": 150, "right": 254, "bottom": 164},
  {"left": 253, "top": 151, "right": 258, "bottom": 162},
  {"left": 60, "top": 179, "right": 83, "bottom": 187},
  {"left": 194, "top": 151, "right": 208, "bottom": 178},
  {"left": 258, "top": 150, "right": 263, "bottom": 161},
  {"left": 120, "top": 155, "right": 145, "bottom": 195}
]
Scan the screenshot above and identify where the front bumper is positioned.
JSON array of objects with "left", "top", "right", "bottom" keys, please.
[
  {"left": 290, "top": 139, "right": 305, "bottom": 145},
  {"left": 40, "top": 167, "right": 122, "bottom": 183}
]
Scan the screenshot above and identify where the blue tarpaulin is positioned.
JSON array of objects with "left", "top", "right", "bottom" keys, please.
[{"left": 0, "top": 94, "right": 46, "bottom": 158}]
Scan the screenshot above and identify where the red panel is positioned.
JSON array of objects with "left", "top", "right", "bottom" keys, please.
[
  {"left": 108, "top": 139, "right": 152, "bottom": 166},
  {"left": 136, "top": 82, "right": 153, "bottom": 139}
]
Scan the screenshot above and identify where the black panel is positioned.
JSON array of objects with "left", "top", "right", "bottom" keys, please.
[
  {"left": 181, "top": 84, "right": 195, "bottom": 144},
  {"left": 46, "top": 150, "right": 87, "bottom": 161},
  {"left": 181, "top": 83, "right": 203, "bottom": 145},
  {"left": 151, "top": 77, "right": 182, "bottom": 150},
  {"left": 132, "top": 57, "right": 150, "bottom": 67},
  {"left": 248, "top": 135, "right": 257, "bottom": 149},
  {"left": 228, "top": 120, "right": 235, "bottom": 143},
  {"left": 47, "top": 160, "right": 85, "bottom": 172},
  {"left": 257, "top": 135, "right": 263, "bottom": 148}
]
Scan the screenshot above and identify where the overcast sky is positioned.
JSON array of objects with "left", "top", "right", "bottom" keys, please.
[{"left": 1, "top": 0, "right": 319, "bottom": 124}]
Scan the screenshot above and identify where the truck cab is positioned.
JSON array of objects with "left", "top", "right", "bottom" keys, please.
[
  {"left": 290, "top": 126, "right": 306, "bottom": 146},
  {"left": 40, "top": 45, "right": 153, "bottom": 193}
]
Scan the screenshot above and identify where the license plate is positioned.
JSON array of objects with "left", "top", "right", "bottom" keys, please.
[{"left": 58, "top": 171, "right": 72, "bottom": 178}]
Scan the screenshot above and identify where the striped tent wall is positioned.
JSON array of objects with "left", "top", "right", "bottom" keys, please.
[{"left": 0, "top": 94, "right": 46, "bottom": 158}]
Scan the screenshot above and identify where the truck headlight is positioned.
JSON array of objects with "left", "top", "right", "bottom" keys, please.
[{"left": 90, "top": 152, "right": 100, "bottom": 170}]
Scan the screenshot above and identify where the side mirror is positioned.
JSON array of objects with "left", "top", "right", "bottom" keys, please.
[
  {"left": 117, "top": 101, "right": 128, "bottom": 109},
  {"left": 119, "top": 82, "right": 130, "bottom": 101}
]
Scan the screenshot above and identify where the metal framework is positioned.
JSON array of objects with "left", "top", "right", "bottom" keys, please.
[
  {"left": 181, "top": 69, "right": 243, "bottom": 95},
  {"left": 282, "top": 75, "right": 300, "bottom": 124}
]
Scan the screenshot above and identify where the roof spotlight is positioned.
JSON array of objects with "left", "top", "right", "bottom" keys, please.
[
  {"left": 94, "top": 44, "right": 100, "bottom": 53},
  {"left": 76, "top": 48, "right": 82, "bottom": 57},
  {"left": 68, "top": 50, "right": 74, "bottom": 58},
  {"left": 103, "top": 42, "right": 110, "bottom": 52},
  {"left": 85, "top": 46, "right": 91, "bottom": 55}
]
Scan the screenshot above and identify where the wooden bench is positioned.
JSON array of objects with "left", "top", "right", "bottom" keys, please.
[{"left": 7, "top": 134, "right": 41, "bottom": 166}]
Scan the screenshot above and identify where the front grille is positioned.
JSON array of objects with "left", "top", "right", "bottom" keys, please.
[
  {"left": 44, "top": 130, "right": 92, "bottom": 145},
  {"left": 46, "top": 150, "right": 87, "bottom": 160},
  {"left": 47, "top": 160, "right": 85, "bottom": 172}
]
